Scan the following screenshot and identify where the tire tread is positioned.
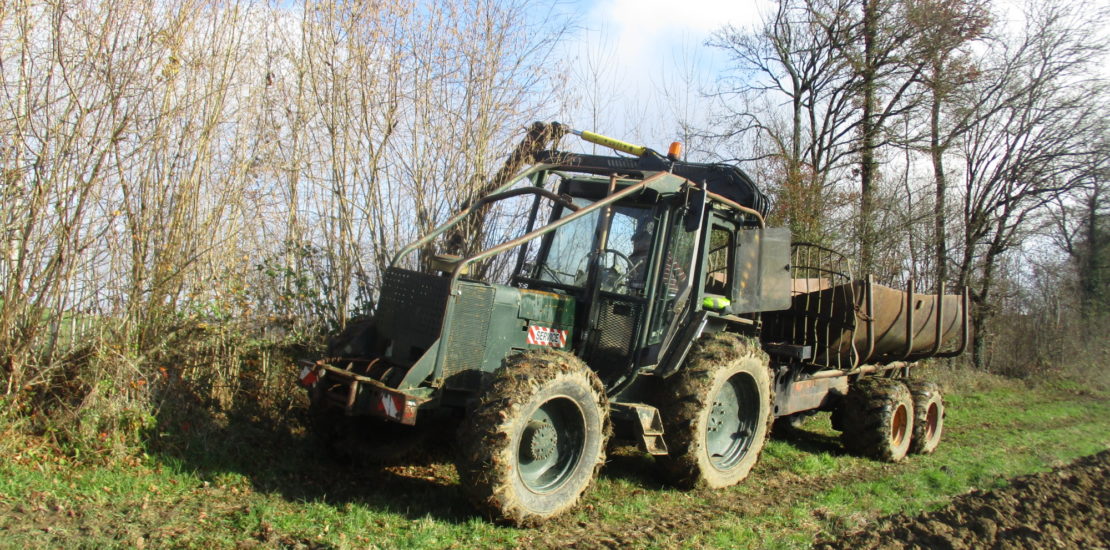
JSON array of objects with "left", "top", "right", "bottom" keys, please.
[{"left": 455, "top": 350, "right": 610, "bottom": 526}]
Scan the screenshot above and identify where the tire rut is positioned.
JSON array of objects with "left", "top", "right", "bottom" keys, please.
[{"left": 519, "top": 395, "right": 1106, "bottom": 549}]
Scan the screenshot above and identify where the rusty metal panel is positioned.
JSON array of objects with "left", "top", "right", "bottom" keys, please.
[
  {"left": 837, "top": 282, "right": 965, "bottom": 365},
  {"left": 773, "top": 375, "right": 849, "bottom": 417},
  {"left": 733, "top": 227, "right": 792, "bottom": 313},
  {"left": 765, "top": 279, "right": 968, "bottom": 368}
]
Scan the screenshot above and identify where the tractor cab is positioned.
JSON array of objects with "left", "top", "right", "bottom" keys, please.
[
  {"left": 511, "top": 173, "right": 702, "bottom": 387},
  {"left": 501, "top": 153, "right": 790, "bottom": 390}
]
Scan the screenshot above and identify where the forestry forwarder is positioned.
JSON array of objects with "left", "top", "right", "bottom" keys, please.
[{"left": 298, "top": 122, "right": 970, "bottom": 526}]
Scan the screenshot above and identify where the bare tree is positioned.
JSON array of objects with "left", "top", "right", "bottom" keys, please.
[
  {"left": 710, "top": 0, "right": 860, "bottom": 243},
  {"left": 954, "top": 0, "right": 1109, "bottom": 367},
  {"left": 1049, "top": 149, "right": 1110, "bottom": 327},
  {"left": 0, "top": 0, "right": 573, "bottom": 421},
  {"left": 903, "top": 0, "right": 991, "bottom": 293}
]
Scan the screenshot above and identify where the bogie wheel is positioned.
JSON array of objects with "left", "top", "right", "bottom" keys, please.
[
  {"left": 906, "top": 381, "right": 944, "bottom": 454},
  {"left": 656, "top": 332, "right": 773, "bottom": 490},
  {"left": 455, "top": 350, "right": 610, "bottom": 526},
  {"left": 839, "top": 378, "right": 914, "bottom": 462}
]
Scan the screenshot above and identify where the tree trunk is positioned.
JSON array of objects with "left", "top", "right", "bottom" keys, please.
[
  {"left": 930, "top": 70, "right": 948, "bottom": 294},
  {"left": 858, "top": 0, "right": 879, "bottom": 275}
]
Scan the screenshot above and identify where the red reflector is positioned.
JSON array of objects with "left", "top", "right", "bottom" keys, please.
[{"left": 298, "top": 366, "right": 318, "bottom": 387}]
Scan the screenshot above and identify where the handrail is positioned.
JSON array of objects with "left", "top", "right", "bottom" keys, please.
[
  {"left": 792, "top": 242, "right": 852, "bottom": 257},
  {"left": 390, "top": 165, "right": 546, "bottom": 267},
  {"left": 448, "top": 173, "right": 668, "bottom": 285},
  {"left": 901, "top": 278, "right": 916, "bottom": 360},
  {"left": 477, "top": 187, "right": 580, "bottom": 213},
  {"left": 864, "top": 275, "right": 876, "bottom": 367},
  {"left": 705, "top": 191, "right": 765, "bottom": 228},
  {"left": 928, "top": 279, "right": 946, "bottom": 356},
  {"left": 937, "top": 286, "right": 971, "bottom": 358}
]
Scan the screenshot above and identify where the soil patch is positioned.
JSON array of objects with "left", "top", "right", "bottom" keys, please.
[{"left": 816, "top": 450, "right": 1110, "bottom": 550}]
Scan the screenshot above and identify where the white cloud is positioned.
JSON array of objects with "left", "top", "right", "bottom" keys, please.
[
  {"left": 563, "top": 0, "right": 772, "bottom": 144},
  {"left": 586, "top": 0, "right": 768, "bottom": 62}
]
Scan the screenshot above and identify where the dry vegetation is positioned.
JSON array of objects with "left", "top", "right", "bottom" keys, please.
[{"left": 0, "top": 0, "right": 569, "bottom": 452}]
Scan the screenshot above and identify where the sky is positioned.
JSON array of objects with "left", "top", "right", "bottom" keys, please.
[
  {"left": 549, "top": 0, "right": 775, "bottom": 151},
  {"left": 582, "top": 0, "right": 769, "bottom": 57},
  {"left": 549, "top": 0, "right": 1110, "bottom": 156}
]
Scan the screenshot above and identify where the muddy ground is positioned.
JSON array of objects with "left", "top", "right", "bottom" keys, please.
[{"left": 817, "top": 450, "right": 1110, "bottom": 550}]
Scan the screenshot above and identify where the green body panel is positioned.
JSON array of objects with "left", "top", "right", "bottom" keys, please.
[
  {"left": 431, "top": 281, "right": 577, "bottom": 390},
  {"left": 519, "top": 289, "right": 575, "bottom": 325}
]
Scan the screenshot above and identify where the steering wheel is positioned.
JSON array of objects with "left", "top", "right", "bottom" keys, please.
[
  {"left": 599, "top": 248, "right": 634, "bottom": 274},
  {"left": 577, "top": 249, "right": 638, "bottom": 291}
]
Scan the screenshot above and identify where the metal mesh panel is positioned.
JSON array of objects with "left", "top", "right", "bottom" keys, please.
[
  {"left": 377, "top": 267, "right": 450, "bottom": 349},
  {"left": 760, "top": 244, "right": 857, "bottom": 369},
  {"left": 588, "top": 298, "right": 643, "bottom": 384},
  {"left": 442, "top": 285, "right": 495, "bottom": 388}
]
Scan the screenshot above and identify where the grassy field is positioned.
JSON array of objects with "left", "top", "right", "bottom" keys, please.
[{"left": 1, "top": 369, "right": 1107, "bottom": 549}]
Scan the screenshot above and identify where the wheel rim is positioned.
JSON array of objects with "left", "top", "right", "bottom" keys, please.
[
  {"left": 518, "top": 396, "right": 586, "bottom": 493},
  {"left": 924, "top": 402, "right": 939, "bottom": 441},
  {"left": 705, "top": 372, "right": 760, "bottom": 471},
  {"left": 891, "top": 403, "right": 909, "bottom": 447}
]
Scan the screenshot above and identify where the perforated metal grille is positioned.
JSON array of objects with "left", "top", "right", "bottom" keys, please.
[
  {"left": 588, "top": 298, "right": 643, "bottom": 384},
  {"left": 377, "top": 267, "right": 450, "bottom": 347},
  {"left": 442, "top": 285, "right": 495, "bottom": 388}
]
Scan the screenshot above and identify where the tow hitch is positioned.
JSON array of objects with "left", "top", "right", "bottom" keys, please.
[{"left": 298, "top": 359, "right": 429, "bottom": 425}]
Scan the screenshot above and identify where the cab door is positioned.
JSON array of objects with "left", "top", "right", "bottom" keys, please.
[
  {"left": 579, "top": 204, "right": 657, "bottom": 387},
  {"left": 639, "top": 200, "right": 702, "bottom": 367}
]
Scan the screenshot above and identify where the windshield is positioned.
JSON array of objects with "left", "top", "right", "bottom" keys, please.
[{"left": 536, "top": 199, "right": 654, "bottom": 293}]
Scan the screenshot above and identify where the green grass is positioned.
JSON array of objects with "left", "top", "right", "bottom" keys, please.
[
  {"left": 1, "top": 379, "right": 1107, "bottom": 549},
  {"left": 702, "top": 384, "right": 1110, "bottom": 548}
]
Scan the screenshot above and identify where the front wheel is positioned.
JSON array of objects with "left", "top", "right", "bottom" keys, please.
[
  {"left": 455, "top": 350, "right": 610, "bottom": 526},
  {"left": 655, "top": 333, "right": 773, "bottom": 489}
]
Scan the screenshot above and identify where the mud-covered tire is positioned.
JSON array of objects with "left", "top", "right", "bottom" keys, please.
[
  {"left": 455, "top": 350, "right": 610, "bottom": 526},
  {"left": 839, "top": 378, "right": 914, "bottom": 462},
  {"left": 655, "top": 332, "right": 773, "bottom": 490},
  {"left": 907, "top": 381, "right": 944, "bottom": 455}
]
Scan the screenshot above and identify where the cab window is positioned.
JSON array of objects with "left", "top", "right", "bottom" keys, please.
[{"left": 705, "top": 225, "right": 732, "bottom": 294}]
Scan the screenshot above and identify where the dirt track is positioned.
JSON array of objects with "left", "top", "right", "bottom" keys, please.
[{"left": 816, "top": 450, "right": 1110, "bottom": 550}]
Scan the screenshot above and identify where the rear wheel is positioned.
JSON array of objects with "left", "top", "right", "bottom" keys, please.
[
  {"left": 907, "top": 381, "right": 944, "bottom": 454},
  {"left": 839, "top": 378, "right": 914, "bottom": 462},
  {"left": 455, "top": 350, "right": 609, "bottom": 526},
  {"left": 656, "top": 333, "right": 772, "bottom": 489}
]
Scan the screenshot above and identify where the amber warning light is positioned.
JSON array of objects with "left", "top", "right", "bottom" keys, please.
[{"left": 668, "top": 141, "right": 683, "bottom": 160}]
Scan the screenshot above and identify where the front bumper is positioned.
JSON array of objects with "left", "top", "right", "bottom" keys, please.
[{"left": 298, "top": 359, "right": 430, "bottom": 425}]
